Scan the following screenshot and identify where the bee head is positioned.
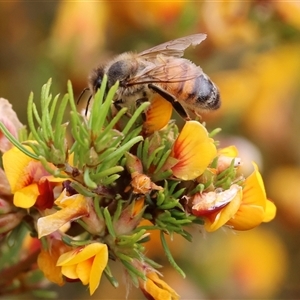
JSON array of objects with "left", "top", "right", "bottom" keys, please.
[{"left": 88, "top": 67, "right": 105, "bottom": 94}]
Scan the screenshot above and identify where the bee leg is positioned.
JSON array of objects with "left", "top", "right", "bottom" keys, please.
[{"left": 148, "top": 83, "right": 190, "bottom": 120}]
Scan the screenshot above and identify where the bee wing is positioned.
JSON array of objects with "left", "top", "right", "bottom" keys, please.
[
  {"left": 127, "top": 56, "right": 203, "bottom": 85},
  {"left": 138, "top": 33, "right": 207, "bottom": 58}
]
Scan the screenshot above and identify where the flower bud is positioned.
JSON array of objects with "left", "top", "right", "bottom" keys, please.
[
  {"left": 114, "top": 198, "right": 145, "bottom": 235},
  {"left": 0, "top": 197, "right": 15, "bottom": 214},
  {"left": 0, "top": 211, "right": 25, "bottom": 235},
  {"left": 81, "top": 197, "right": 106, "bottom": 236}
]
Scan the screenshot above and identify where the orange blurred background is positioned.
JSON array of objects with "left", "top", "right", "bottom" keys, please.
[{"left": 1, "top": 1, "right": 299, "bottom": 299}]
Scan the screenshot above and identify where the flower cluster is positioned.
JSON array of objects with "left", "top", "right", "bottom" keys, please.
[{"left": 0, "top": 76, "right": 276, "bottom": 299}]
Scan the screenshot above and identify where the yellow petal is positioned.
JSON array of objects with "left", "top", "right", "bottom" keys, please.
[
  {"left": 89, "top": 245, "right": 108, "bottom": 295},
  {"left": 146, "top": 272, "right": 179, "bottom": 299},
  {"left": 143, "top": 95, "right": 173, "bottom": 134},
  {"left": 61, "top": 264, "right": 78, "bottom": 279},
  {"left": 2, "top": 146, "right": 34, "bottom": 192},
  {"left": 218, "top": 145, "right": 239, "bottom": 157},
  {"left": 171, "top": 121, "right": 217, "bottom": 180},
  {"left": 76, "top": 258, "right": 93, "bottom": 285},
  {"left": 204, "top": 185, "right": 243, "bottom": 232},
  {"left": 143, "top": 272, "right": 179, "bottom": 300},
  {"left": 14, "top": 184, "right": 39, "bottom": 208},
  {"left": 57, "top": 243, "right": 106, "bottom": 266},
  {"left": 226, "top": 163, "right": 270, "bottom": 230},
  {"left": 263, "top": 199, "right": 276, "bottom": 222}
]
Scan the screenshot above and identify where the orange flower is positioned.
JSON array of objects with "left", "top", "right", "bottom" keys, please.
[
  {"left": 37, "top": 237, "right": 70, "bottom": 287},
  {"left": 2, "top": 145, "right": 64, "bottom": 209},
  {"left": 166, "top": 121, "right": 217, "bottom": 180},
  {"left": 195, "top": 163, "right": 276, "bottom": 232},
  {"left": 56, "top": 242, "right": 108, "bottom": 295}
]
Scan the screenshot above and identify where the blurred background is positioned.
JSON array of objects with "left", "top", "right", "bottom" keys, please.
[{"left": 0, "top": 1, "right": 299, "bottom": 299}]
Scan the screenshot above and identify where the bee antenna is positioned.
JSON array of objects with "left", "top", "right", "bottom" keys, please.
[
  {"left": 85, "top": 94, "right": 93, "bottom": 116},
  {"left": 77, "top": 87, "right": 90, "bottom": 105}
]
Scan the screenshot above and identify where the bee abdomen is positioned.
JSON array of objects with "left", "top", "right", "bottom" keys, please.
[{"left": 193, "top": 75, "right": 220, "bottom": 110}]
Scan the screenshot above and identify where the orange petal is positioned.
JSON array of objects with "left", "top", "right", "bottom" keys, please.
[
  {"left": 143, "top": 95, "right": 173, "bottom": 134},
  {"left": 171, "top": 121, "right": 217, "bottom": 180},
  {"left": 14, "top": 184, "right": 39, "bottom": 208},
  {"left": 37, "top": 249, "right": 65, "bottom": 286}
]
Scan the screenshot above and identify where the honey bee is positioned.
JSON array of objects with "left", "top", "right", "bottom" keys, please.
[{"left": 88, "top": 33, "right": 220, "bottom": 120}]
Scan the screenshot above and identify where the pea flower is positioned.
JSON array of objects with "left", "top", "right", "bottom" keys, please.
[
  {"left": 56, "top": 242, "right": 108, "bottom": 295},
  {"left": 192, "top": 163, "right": 276, "bottom": 231}
]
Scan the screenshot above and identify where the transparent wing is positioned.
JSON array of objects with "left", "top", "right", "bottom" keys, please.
[
  {"left": 127, "top": 56, "right": 202, "bottom": 85},
  {"left": 138, "top": 33, "right": 207, "bottom": 59}
]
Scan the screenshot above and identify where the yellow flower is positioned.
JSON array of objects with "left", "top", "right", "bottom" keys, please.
[
  {"left": 225, "top": 163, "right": 276, "bottom": 230},
  {"left": 37, "top": 190, "right": 90, "bottom": 238},
  {"left": 2, "top": 145, "right": 64, "bottom": 209},
  {"left": 56, "top": 242, "right": 108, "bottom": 295},
  {"left": 167, "top": 121, "right": 217, "bottom": 180},
  {"left": 140, "top": 271, "right": 179, "bottom": 300},
  {"left": 200, "top": 163, "right": 276, "bottom": 232}
]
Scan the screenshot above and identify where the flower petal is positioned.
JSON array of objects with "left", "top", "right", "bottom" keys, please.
[
  {"left": 38, "top": 249, "right": 65, "bottom": 286},
  {"left": 171, "top": 121, "right": 217, "bottom": 180},
  {"left": 263, "top": 199, "right": 276, "bottom": 222},
  {"left": 61, "top": 264, "right": 78, "bottom": 279},
  {"left": 2, "top": 146, "right": 34, "bottom": 192},
  {"left": 204, "top": 185, "right": 243, "bottom": 232},
  {"left": 57, "top": 243, "right": 106, "bottom": 266},
  {"left": 76, "top": 258, "right": 93, "bottom": 285},
  {"left": 89, "top": 245, "right": 108, "bottom": 295},
  {"left": 37, "top": 194, "right": 89, "bottom": 238},
  {"left": 226, "top": 163, "right": 271, "bottom": 230},
  {"left": 14, "top": 184, "right": 39, "bottom": 208},
  {"left": 143, "top": 95, "right": 173, "bottom": 134},
  {"left": 143, "top": 271, "right": 179, "bottom": 300}
]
